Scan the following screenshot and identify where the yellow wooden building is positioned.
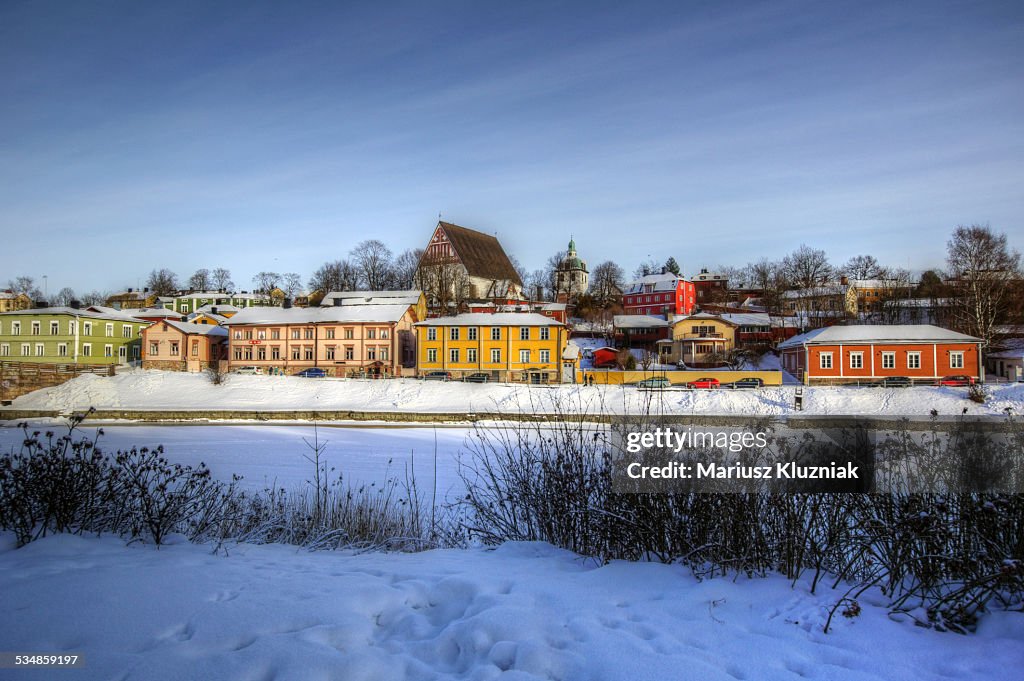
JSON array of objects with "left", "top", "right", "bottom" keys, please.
[{"left": 415, "top": 313, "right": 568, "bottom": 383}]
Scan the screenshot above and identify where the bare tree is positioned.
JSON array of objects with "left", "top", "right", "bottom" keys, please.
[
  {"left": 840, "top": 255, "right": 884, "bottom": 280},
  {"left": 80, "top": 290, "right": 109, "bottom": 306},
  {"left": 508, "top": 254, "right": 529, "bottom": 290},
  {"left": 51, "top": 287, "right": 76, "bottom": 307},
  {"left": 745, "top": 258, "right": 790, "bottom": 316},
  {"left": 252, "top": 271, "right": 281, "bottom": 294},
  {"left": 351, "top": 239, "right": 394, "bottom": 290},
  {"left": 281, "top": 272, "right": 303, "bottom": 299},
  {"left": 869, "top": 268, "right": 915, "bottom": 325},
  {"left": 632, "top": 258, "right": 660, "bottom": 280},
  {"left": 211, "top": 267, "right": 234, "bottom": 291},
  {"left": 309, "top": 260, "right": 361, "bottom": 294},
  {"left": 188, "top": 268, "right": 211, "bottom": 291},
  {"left": 7, "top": 276, "right": 43, "bottom": 300},
  {"left": 146, "top": 268, "right": 179, "bottom": 296},
  {"left": 524, "top": 269, "right": 546, "bottom": 301},
  {"left": 392, "top": 248, "right": 423, "bottom": 290},
  {"left": 946, "top": 224, "right": 1021, "bottom": 348},
  {"left": 590, "top": 261, "right": 624, "bottom": 307},
  {"left": 416, "top": 253, "right": 470, "bottom": 312},
  {"left": 782, "top": 245, "right": 832, "bottom": 289},
  {"left": 542, "top": 251, "right": 566, "bottom": 301}
]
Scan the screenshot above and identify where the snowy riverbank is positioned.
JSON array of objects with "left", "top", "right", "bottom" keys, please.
[{"left": 5, "top": 369, "right": 1024, "bottom": 418}]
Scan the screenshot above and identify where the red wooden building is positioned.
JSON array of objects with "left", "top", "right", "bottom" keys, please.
[
  {"left": 623, "top": 273, "right": 696, "bottom": 317},
  {"left": 778, "top": 325, "right": 982, "bottom": 384}
]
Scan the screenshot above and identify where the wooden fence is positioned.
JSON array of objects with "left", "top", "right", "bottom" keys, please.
[{"left": 0, "top": 361, "right": 115, "bottom": 403}]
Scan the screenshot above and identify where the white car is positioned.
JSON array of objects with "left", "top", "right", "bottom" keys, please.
[{"left": 233, "top": 366, "right": 263, "bottom": 375}]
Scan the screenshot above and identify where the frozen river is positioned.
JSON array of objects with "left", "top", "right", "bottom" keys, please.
[{"left": 0, "top": 422, "right": 476, "bottom": 503}]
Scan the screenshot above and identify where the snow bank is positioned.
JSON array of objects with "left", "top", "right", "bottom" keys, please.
[
  {"left": 6, "top": 368, "right": 1024, "bottom": 417},
  {"left": 0, "top": 535, "right": 1019, "bottom": 681}
]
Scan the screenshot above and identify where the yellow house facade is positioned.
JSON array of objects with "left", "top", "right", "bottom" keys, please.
[
  {"left": 666, "top": 313, "right": 738, "bottom": 367},
  {"left": 415, "top": 313, "right": 568, "bottom": 383}
]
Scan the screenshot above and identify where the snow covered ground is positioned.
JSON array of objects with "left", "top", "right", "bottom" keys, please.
[
  {"left": 5, "top": 369, "right": 1024, "bottom": 417},
  {"left": 0, "top": 534, "right": 1019, "bottom": 681},
  {"left": 0, "top": 424, "right": 472, "bottom": 500}
]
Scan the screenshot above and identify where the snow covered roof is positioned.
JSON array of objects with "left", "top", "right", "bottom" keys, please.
[
  {"left": 613, "top": 315, "right": 669, "bottom": 329},
  {"left": 0, "top": 306, "right": 149, "bottom": 322},
  {"left": 189, "top": 312, "right": 228, "bottom": 324},
  {"left": 778, "top": 325, "right": 980, "bottom": 349},
  {"left": 562, "top": 343, "right": 580, "bottom": 360},
  {"left": 161, "top": 320, "right": 229, "bottom": 337},
  {"left": 194, "top": 303, "right": 241, "bottom": 314},
  {"left": 320, "top": 290, "right": 423, "bottom": 307},
  {"left": 131, "top": 307, "right": 183, "bottom": 318},
  {"left": 714, "top": 313, "right": 772, "bottom": 327},
  {"left": 415, "top": 313, "right": 564, "bottom": 327},
  {"left": 228, "top": 304, "right": 413, "bottom": 325},
  {"left": 781, "top": 284, "right": 849, "bottom": 299},
  {"left": 987, "top": 338, "right": 1024, "bottom": 360},
  {"left": 624, "top": 273, "right": 685, "bottom": 294}
]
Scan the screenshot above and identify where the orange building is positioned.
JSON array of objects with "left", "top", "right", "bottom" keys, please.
[
  {"left": 779, "top": 325, "right": 982, "bottom": 385},
  {"left": 142, "top": 320, "right": 228, "bottom": 372}
]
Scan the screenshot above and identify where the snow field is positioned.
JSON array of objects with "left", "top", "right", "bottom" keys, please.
[{"left": 0, "top": 535, "right": 1020, "bottom": 681}]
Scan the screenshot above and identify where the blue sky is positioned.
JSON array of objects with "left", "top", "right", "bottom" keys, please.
[{"left": 1, "top": 0, "right": 1022, "bottom": 294}]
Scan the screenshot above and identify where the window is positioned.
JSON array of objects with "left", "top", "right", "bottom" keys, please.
[
  {"left": 519, "top": 327, "right": 529, "bottom": 340},
  {"left": 122, "top": 325, "right": 132, "bottom": 338},
  {"left": 243, "top": 347, "right": 253, "bottom": 360},
  {"left": 271, "top": 347, "right": 281, "bottom": 360},
  {"left": 304, "top": 328, "right": 314, "bottom": 339},
  {"left": 233, "top": 347, "right": 243, "bottom": 360},
  {"left": 325, "top": 328, "right": 335, "bottom": 340},
  {"left": 850, "top": 352, "right": 863, "bottom": 369},
  {"left": 491, "top": 348, "right": 501, "bottom": 363},
  {"left": 468, "top": 327, "right": 477, "bottom": 341},
  {"left": 519, "top": 349, "right": 530, "bottom": 363},
  {"left": 21, "top": 343, "right": 30, "bottom": 356},
  {"left": 11, "top": 322, "right": 20, "bottom": 335},
  {"left": 119, "top": 346, "right": 127, "bottom": 361},
  {"left": 234, "top": 330, "right": 242, "bottom": 340},
  {"left": 291, "top": 329, "right": 301, "bottom": 339},
  {"left": 450, "top": 328, "right": 459, "bottom": 340},
  {"left": 257, "top": 346, "right": 266, "bottom": 360},
  {"left": 344, "top": 328, "right": 354, "bottom": 339},
  {"left": 539, "top": 350, "right": 550, "bottom": 363},
  {"left": 367, "top": 346, "right": 377, "bottom": 360},
  {"left": 304, "top": 347, "right": 314, "bottom": 360},
  {"left": 31, "top": 321, "right": 40, "bottom": 335},
  {"left": 345, "top": 346, "right": 355, "bottom": 360},
  {"left": 427, "top": 348, "right": 437, "bottom": 362},
  {"left": 450, "top": 348, "right": 460, "bottom": 363},
  {"left": 907, "top": 352, "right": 921, "bottom": 369},
  {"left": 380, "top": 329, "right": 389, "bottom": 339},
  {"left": 82, "top": 343, "right": 91, "bottom": 357},
  {"left": 104, "top": 344, "right": 113, "bottom": 358},
  {"left": 257, "top": 330, "right": 266, "bottom": 340},
  {"left": 326, "top": 346, "right": 336, "bottom": 360},
  {"left": 367, "top": 328, "right": 376, "bottom": 340},
  {"left": 427, "top": 328, "right": 437, "bottom": 341},
  {"left": 105, "top": 323, "right": 114, "bottom": 337},
  {"left": 467, "top": 348, "right": 477, "bottom": 362},
  {"left": 68, "top": 321, "right": 76, "bottom": 335},
  {"left": 191, "top": 340, "right": 199, "bottom": 356},
  {"left": 35, "top": 343, "right": 44, "bottom": 356},
  {"left": 50, "top": 321, "right": 59, "bottom": 335},
  {"left": 540, "top": 327, "right": 550, "bottom": 340},
  {"left": 57, "top": 343, "right": 67, "bottom": 357},
  {"left": 490, "top": 327, "right": 501, "bottom": 340},
  {"left": 149, "top": 342, "right": 159, "bottom": 355},
  {"left": 882, "top": 352, "right": 895, "bottom": 369},
  {"left": 170, "top": 342, "right": 179, "bottom": 355},
  {"left": 0, "top": 344, "right": 8, "bottom": 357},
  {"left": 950, "top": 351, "right": 964, "bottom": 369},
  {"left": 271, "top": 329, "right": 280, "bottom": 340},
  {"left": 819, "top": 352, "right": 833, "bottom": 369}
]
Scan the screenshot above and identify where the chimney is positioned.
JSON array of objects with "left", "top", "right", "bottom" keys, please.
[
  {"left": 144, "top": 287, "right": 149, "bottom": 293},
  {"left": 128, "top": 288, "right": 133, "bottom": 293},
  {"left": 69, "top": 300, "right": 81, "bottom": 309},
  {"left": 35, "top": 300, "right": 48, "bottom": 308},
  {"left": 840, "top": 276, "right": 849, "bottom": 286},
  {"left": 661, "top": 267, "right": 667, "bottom": 275},
  {"left": 283, "top": 298, "right": 292, "bottom": 309},
  {"left": 211, "top": 307, "right": 218, "bottom": 315},
  {"left": 333, "top": 297, "right": 343, "bottom": 306}
]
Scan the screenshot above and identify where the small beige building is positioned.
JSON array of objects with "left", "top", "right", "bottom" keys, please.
[
  {"left": 142, "top": 320, "right": 228, "bottom": 372},
  {"left": 663, "top": 313, "right": 738, "bottom": 367}
]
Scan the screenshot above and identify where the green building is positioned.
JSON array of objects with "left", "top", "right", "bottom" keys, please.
[
  {"left": 158, "top": 291, "right": 274, "bottom": 315},
  {"left": 0, "top": 307, "right": 149, "bottom": 365}
]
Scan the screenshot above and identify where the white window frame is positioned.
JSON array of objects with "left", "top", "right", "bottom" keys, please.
[
  {"left": 950, "top": 351, "right": 964, "bottom": 369},
  {"left": 539, "top": 349, "right": 550, "bottom": 363},
  {"left": 105, "top": 323, "right": 114, "bottom": 337},
  {"left": 491, "top": 348, "right": 501, "bottom": 363},
  {"left": 12, "top": 321, "right": 21, "bottom": 335},
  {"left": 449, "top": 327, "right": 459, "bottom": 340},
  {"left": 540, "top": 327, "right": 550, "bottom": 340},
  {"left": 907, "top": 352, "right": 921, "bottom": 370},
  {"left": 449, "top": 348, "right": 460, "bottom": 363},
  {"left": 427, "top": 327, "right": 437, "bottom": 341},
  {"left": 82, "top": 343, "right": 92, "bottom": 357},
  {"left": 468, "top": 327, "right": 477, "bottom": 341},
  {"left": 0, "top": 343, "right": 9, "bottom": 357},
  {"left": 123, "top": 325, "right": 133, "bottom": 338},
  {"left": 850, "top": 352, "right": 863, "bottom": 369},
  {"left": 104, "top": 344, "right": 113, "bottom": 358},
  {"left": 519, "top": 327, "right": 529, "bottom": 341},
  {"left": 519, "top": 349, "right": 530, "bottom": 364},
  {"left": 881, "top": 352, "right": 895, "bottom": 369},
  {"left": 50, "top": 321, "right": 59, "bottom": 335},
  {"left": 21, "top": 343, "right": 30, "bottom": 356},
  {"left": 57, "top": 343, "right": 68, "bottom": 357},
  {"left": 819, "top": 352, "right": 833, "bottom": 369},
  {"left": 490, "top": 327, "right": 501, "bottom": 341},
  {"left": 467, "top": 348, "right": 477, "bottom": 363},
  {"left": 427, "top": 348, "right": 437, "bottom": 362},
  {"left": 31, "top": 321, "right": 40, "bottom": 335},
  {"left": 35, "top": 343, "right": 44, "bottom": 357}
]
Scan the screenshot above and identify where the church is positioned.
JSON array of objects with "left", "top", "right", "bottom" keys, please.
[{"left": 554, "top": 237, "right": 589, "bottom": 303}]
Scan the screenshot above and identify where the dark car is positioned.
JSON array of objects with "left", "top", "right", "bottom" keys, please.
[
  {"left": 686, "top": 377, "right": 721, "bottom": 389},
  {"left": 879, "top": 376, "right": 913, "bottom": 388},
  {"left": 938, "top": 375, "right": 974, "bottom": 386},
  {"left": 636, "top": 377, "right": 671, "bottom": 389},
  {"left": 728, "top": 377, "right": 764, "bottom": 389},
  {"left": 295, "top": 368, "right": 326, "bottom": 378},
  {"left": 421, "top": 371, "right": 452, "bottom": 381},
  {"left": 463, "top": 372, "right": 490, "bottom": 383}
]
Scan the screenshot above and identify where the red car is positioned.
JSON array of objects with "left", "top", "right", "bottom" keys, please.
[
  {"left": 938, "top": 375, "right": 975, "bottom": 386},
  {"left": 686, "top": 377, "right": 720, "bottom": 389}
]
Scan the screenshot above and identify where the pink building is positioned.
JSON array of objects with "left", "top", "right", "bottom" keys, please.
[{"left": 142, "top": 320, "right": 228, "bottom": 372}]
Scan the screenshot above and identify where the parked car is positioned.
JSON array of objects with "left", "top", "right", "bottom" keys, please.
[
  {"left": 938, "top": 375, "right": 975, "bottom": 386},
  {"left": 463, "top": 372, "right": 490, "bottom": 383},
  {"left": 728, "top": 377, "right": 763, "bottom": 389},
  {"left": 295, "top": 368, "right": 326, "bottom": 378},
  {"left": 636, "top": 377, "right": 671, "bottom": 389},
  {"left": 879, "top": 376, "right": 913, "bottom": 388},
  {"left": 686, "top": 377, "right": 720, "bottom": 389},
  {"left": 233, "top": 366, "right": 262, "bottom": 375},
  {"left": 421, "top": 371, "right": 452, "bottom": 381}
]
